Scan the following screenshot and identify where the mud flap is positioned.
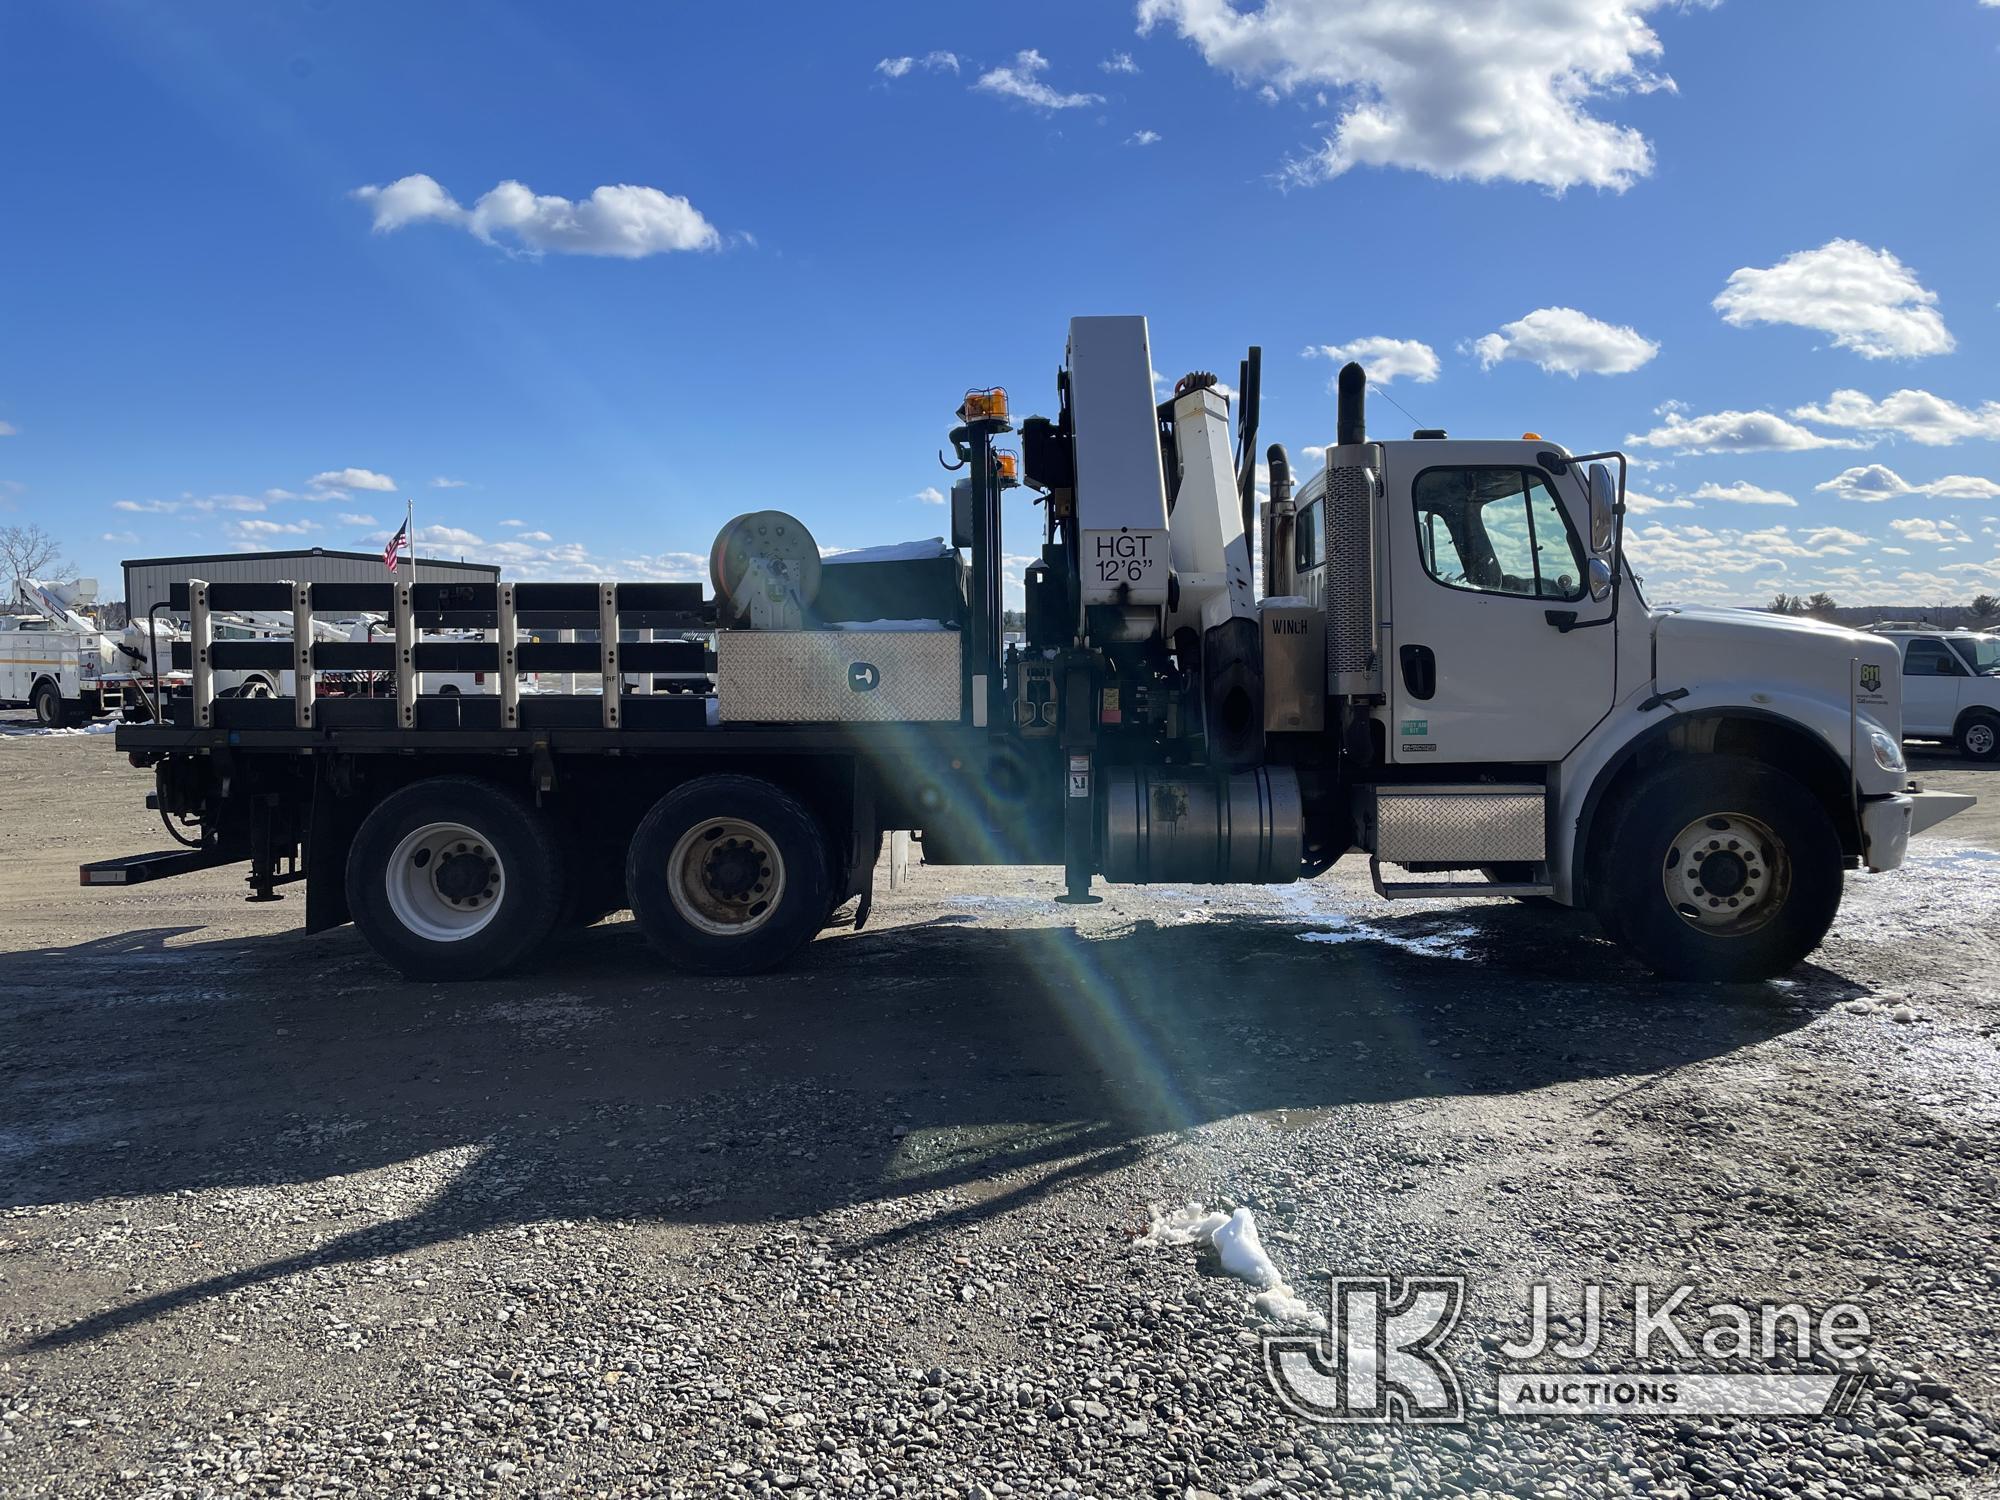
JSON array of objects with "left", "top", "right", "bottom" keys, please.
[
  {"left": 303, "top": 763, "right": 355, "bottom": 933},
  {"left": 849, "top": 773, "right": 881, "bottom": 931}
]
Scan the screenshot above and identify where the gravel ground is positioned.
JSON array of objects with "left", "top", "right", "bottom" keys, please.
[{"left": 2, "top": 720, "right": 1998, "bottom": 1499}]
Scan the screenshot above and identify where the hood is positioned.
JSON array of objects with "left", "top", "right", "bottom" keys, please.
[{"left": 1651, "top": 605, "right": 1902, "bottom": 728}]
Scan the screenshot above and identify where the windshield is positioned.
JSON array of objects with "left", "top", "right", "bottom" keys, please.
[{"left": 1948, "top": 635, "right": 2000, "bottom": 675}]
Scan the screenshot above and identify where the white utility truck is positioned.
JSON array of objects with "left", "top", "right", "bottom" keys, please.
[
  {"left": 83, "top": 317, "right": 1969, "bottom": 982},
  {"left": 0, "top": 577, "right": 164, "bottom": 726},
  {"left": 1868, "top": 625, "right": 2000, "bottom": 761}
]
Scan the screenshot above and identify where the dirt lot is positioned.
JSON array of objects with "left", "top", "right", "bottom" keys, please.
[{"left": 3, "top": 718, "right": 1999, "bottom": 1499}]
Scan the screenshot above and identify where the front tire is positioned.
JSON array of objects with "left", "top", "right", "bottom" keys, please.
[
  {"left": 1592, "top": 755, "right": 1843, "bottom": 982},
  {"left": 626, "top": 774, "right": 830, "bottom": 975},
  {"left": 346, "top": 777, "right": 564, "bottom": 980},
  {"left": 1958, "top": 712, "right": 1999, "bottom": 762}
]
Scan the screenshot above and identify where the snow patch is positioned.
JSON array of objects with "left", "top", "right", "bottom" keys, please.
[
  {"left": 821, "top": 539, "right": 954, "bottom": 565},
  {"left": 1296, "top": 914, "right": 1477, "bottom": 960},
  {"left": 1140, "top": 1202, "right": 1324, "bottom": 1329},
  {"left": 0, "top": 719, "right": 119, "bottom": 739},
  {"left": 824, "top": 619, "right": 955, "bottom": 632}
]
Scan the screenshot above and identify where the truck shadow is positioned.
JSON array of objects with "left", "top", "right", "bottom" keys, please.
[{"left": 0, "top": 904, "right": 1865, "bottom": 1353}]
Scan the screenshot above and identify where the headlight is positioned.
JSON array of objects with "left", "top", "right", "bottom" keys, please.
[{"left": 1869, "top": 726, "right": 1906, "bottom": 774}]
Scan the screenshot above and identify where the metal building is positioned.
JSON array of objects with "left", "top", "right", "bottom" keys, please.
[{"left": 123, "top": 549, "right": 499, "bottom": 618}]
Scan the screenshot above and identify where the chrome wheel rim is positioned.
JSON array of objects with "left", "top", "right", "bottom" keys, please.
[
  {"left": 1967, "top": 723, "right": 1996, "bottom": 758},
  {"left": 1662, "top": 812, "right": 1789, "bottom": 936},
  {"left": 667, "top": 818, "right": 785, "bottom": 937},
  {"left": 386, "top": 821, "right": 505, "bottom": 943}
]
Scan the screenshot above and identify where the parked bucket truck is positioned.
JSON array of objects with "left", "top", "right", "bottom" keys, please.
[
  {"left": 82, "top": 317, "right": 1970, "bottom": 982},
  {"left": 1, "top": 577, "right": 168, "bottom": 725}
]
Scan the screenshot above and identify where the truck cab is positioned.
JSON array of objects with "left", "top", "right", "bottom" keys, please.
[{"left": 1259, "top": 368, "right": 1962, "bottom": 979}]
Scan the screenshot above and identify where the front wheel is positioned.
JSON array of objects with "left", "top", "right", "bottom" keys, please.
[
  {"left": 626, "top": 774, "right": 830, "bottom": 974},
  {"left": 1592, "top": 755, "right": 1843, "bottom": 982},
  {"left": 346, "top": 777, "right": 564, "bottom": 980},
  {"left": 1958, "top": 713, "right": 1999, "bottom": 762}
]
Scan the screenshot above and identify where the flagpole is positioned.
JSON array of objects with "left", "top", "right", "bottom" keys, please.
[{"left": 406, "top": 496, "right": 414, "bottom": 570}]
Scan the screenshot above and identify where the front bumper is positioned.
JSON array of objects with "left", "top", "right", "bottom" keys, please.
[{"left": 1860, "top": 786, "right": 1977, "bottom": 871}]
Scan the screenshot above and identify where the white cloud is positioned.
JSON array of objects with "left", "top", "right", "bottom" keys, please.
[
  {"left": 264, "top": 488, "right": 300, "bottom": 502},
  {"left": 0, "top": 421, "right": 16, "bottom": 436},
  {"left": 1137, "top": 0, "right": 1698, "bottom": 192},
  {"left": 1627, "top": 407, "right": 1865, "bottom": 454},
  {"left": 1471, "top": 307, "right": 1657, "bottom": 376},
  {"left": 1303, "top": 336, "right": 1440, "bottom": 384},
  {"left": 1890, "top": 516, "right": 1972, "bottom": 546},
  {"left": 100, "top": 530, "right": 139, "bottom": 544},
  {"left": 1686, "top": 480, "right": 1798, "bottom": 508},
  {"left": 231, "top": 518, "right": 316, "bottom": 537},
  {"left": 337, "top": 512, "right": 378, "bottom": 527},
  {"left": 500, "top": 519, "right": 525, "bottom": 528},
  {"left": 877, "top": 51, "right": 960, "bottom": 79},
  {"left": 973, "top": 50, "right": 1103, "bottom": 110},
  {"left": 517, "top": 530, "right": 553, "bottom": 542},
  {"left": 1622, "top": 519, "right": 1885, "bottom": 606},
  {"left": 114, "top": 493, "right": 267, "bottom": 516},
  {"left": 1713, "top": 240, "right": 1953, "bottom": 360},
  {"left": 1127, "top": 129, "right": 1164, "bottom": 146},
  {"left": 419, "top": 524, "right": 485, "bottom": 549},
  {"left": 914, "top": 486, "right": 947, "bottom": 505},
  {"left": 1624, "top": 489, "right": 1694, "bottom": 513},
  {"left": 1815, "top": 464, "right": 2000, "bottom": 503},
  {"left": 353, "top": 174, "right": 722, "bottom": 259},
  {"left": 310, "top": 467, "right": 396, "bottom": 493},
  {"left": 429, "top": 476, "right": 467, "bottom": 489},
  {"left": 1788, "top": 388, "right": 2000, "bottom": 447},
  {"left": 1101, "top": 50, "right": 1141, "bottom": 73}
]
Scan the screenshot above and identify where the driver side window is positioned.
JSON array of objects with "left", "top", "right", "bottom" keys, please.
[{"left": 1413, "top": 467, "right": 1584, "bottom": 602}]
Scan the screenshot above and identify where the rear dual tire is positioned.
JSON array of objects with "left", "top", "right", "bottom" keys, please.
[
  {"left": 32, "top": 682, "right": 66, "bottom": 728},
  {"left": 346, "top": 777, "right": 565, "bottom": 981},
  {"left": 626, "top": 774, "right": 830, "bottom": 975}
]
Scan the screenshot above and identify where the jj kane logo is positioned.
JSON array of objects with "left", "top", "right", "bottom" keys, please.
[{"left": 1266, "top": 1277, "right": 1870, "bottom": 1424}]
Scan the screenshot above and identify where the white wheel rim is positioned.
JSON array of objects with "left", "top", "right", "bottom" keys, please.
[
  {"left": 666, "top": 818, "right": 785, "bottom": 937},
  {"left": 385, "top": 821, "right": 506, "bottom": 943},
  {"left": 1968, "top": 723, "right": 1996, "bottom": 757},
  {"left": 1661, "top": 811, "right": 1790, "bottom": 936}
]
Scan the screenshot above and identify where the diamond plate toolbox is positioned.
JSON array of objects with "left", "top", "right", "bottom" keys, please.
[
  {"left": 716, "top": 630, "right": 964, "bottom": 722},
  {"left": 1374, "top": 785, "right": 1546, "bottom": 865}
]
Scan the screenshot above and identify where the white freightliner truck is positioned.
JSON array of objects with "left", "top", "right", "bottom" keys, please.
[{"left": 83, "top": 317, "right": 1969, "bottom": 982}]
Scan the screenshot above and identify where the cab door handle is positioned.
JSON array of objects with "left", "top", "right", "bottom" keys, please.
[{"left": 1399, "top": 643, "right": 1436, "bottom": 701}]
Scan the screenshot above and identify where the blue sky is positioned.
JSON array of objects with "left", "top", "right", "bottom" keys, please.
[{"left": 3, "top": 0, "right": 1998, "bottom": 608}]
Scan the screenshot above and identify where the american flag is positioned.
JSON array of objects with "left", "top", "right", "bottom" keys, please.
[{"left": 383, "top": 519, "right": 408, "bottom": 573}]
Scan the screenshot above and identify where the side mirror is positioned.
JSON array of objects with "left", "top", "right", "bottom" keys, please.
[
  {"left": 1588, "top": 557, "right": 1613, "bottom": 602},
  {"left": 1587, "top": 463, "right": 1616, "bottom": 555}
]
